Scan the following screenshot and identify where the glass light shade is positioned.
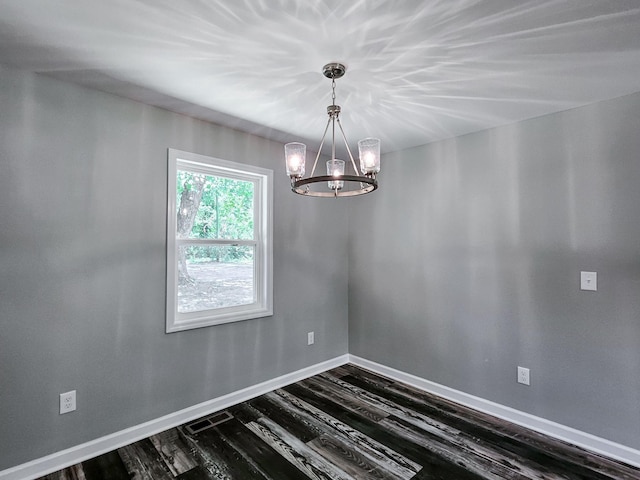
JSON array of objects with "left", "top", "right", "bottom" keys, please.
[
  {"left": 327, "top": 159, "right": 345, "bottom": 190},
  {"left": 358, "top": 138, "right": 381, "bottom": 175},
  {"left": 285, "top": 142, "right": 306, "bottom": 178}
]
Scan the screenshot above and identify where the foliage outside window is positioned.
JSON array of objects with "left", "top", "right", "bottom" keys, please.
[{"left": 166, "top": 149, "right": 273, "bottom": 332}]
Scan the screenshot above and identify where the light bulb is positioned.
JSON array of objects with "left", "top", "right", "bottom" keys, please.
[
  {"left": 327, "top": 159, "right": 345, "bottom": 190},
  {"left": 363, "top": 153, "right": 375, "bottom": 168},
  {"left": 285, "top": 142, "right": 306, "bottom": 178},
  {"left": 358, "top": 138, "right": 381, "bottom": 175}
]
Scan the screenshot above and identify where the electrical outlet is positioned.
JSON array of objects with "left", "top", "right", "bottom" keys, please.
[
  {"left": 307, "top": 331, "right": 314, "bottom": 345},
  {"left": 580, "top": 271, "right": 597, "bottom": 291},
  {"left": 60, "top": 390, "right": 76, "bottom": 414},
  {"left": 517, "top": 367, "right": 530, "bottom": 386}
]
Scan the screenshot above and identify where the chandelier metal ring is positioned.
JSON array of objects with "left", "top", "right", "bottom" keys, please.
[{"left": 292, "top": 175, "right": 378, "bottom": 197}]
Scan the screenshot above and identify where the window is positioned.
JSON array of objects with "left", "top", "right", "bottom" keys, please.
[{"left": 166, "top": 148, "right": 273, "bottom": 332}]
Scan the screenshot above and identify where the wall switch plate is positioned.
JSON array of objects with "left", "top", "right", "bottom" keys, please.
[
  {"left": 60, "top": 390, "right": 76, "bottom": 414},
  {"left": 580, "top": 271, "right": 597, "bottom": 291},
  {"left": 517, "top": 367, "right": 530, "bottom": 386},
  {"left": 307, "top": 331, "right": 314, "bottom": 345}
]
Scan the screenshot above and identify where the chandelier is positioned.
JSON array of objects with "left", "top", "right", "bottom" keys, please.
[{"left": 285, "top": 63, "right": 380, "bottom": 197}]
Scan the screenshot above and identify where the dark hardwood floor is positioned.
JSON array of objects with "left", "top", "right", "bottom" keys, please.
[{"left": 40, "top": 365, "right": 639, "bottom": 479}]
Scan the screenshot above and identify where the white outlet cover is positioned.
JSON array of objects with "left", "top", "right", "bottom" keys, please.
[
  {"left": 307, "top": 331, "right": 314, "bottom": 345},
  {"left": 580, "top": 271, "right": 597, "bottom": 291},
  {"left": 517, "top": 366, "right": 530, "bottom": 386},
  {"left": 60, "top": 390, "right": 76, "bottom": 414}
]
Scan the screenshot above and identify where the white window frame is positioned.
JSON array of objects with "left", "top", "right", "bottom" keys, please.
[{"left": 166, "top": 148, "right": 273, "bottom": 333}]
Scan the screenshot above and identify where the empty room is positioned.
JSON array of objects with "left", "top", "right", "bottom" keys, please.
[{"left": 1, "top": 2, "right": 639, "bottom": 479}]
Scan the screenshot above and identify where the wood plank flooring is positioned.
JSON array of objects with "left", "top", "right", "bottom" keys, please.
[{"left": 39, "top": 364, "right": 639, "bottom": 479}]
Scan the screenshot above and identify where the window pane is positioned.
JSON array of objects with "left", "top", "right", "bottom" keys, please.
[
  {"left": 176, "top": 170, "right": 254, "bottom": 240},
  {"left": 167, "top": 149, "right": 272, "bottom": 332},
  {"left": 177, "top": 245, "right": 255, "bottom": 313}
]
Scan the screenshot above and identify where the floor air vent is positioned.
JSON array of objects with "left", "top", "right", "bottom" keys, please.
[{"left": 185, "top": 410, "right": 233, "bottom": 434}]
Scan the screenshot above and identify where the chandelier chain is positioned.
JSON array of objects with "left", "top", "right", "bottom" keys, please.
[{"left": 331, "top": 78, "right": 336, "bottom": 105}]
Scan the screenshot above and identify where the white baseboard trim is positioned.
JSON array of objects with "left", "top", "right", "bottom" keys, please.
[
  {"left": 348, "top": 354, "right": 640, "bottom": 469},
  {"left": 5, "top": 353, "right": 638, "bottom": 479},
  {"left": 0, "top": 354, "right": 350, "bottom": 480}
]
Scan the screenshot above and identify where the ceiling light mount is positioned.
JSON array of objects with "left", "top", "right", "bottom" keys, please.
[
  {"left": 285, "top": 63, "right": 380, "bottom": 197},
  {"left": 322, "top": 62, "right": 346, "bottom": 80}
]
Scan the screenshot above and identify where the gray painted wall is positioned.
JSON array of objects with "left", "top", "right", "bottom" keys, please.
[
  {"left": 3, "top": 60, "right": 640, "bottom": 471},
  {"left": 0, "top": 65, "right": 348, "bottom": 470},
  {"left": 349, "top": 91, "right": 640, "bottom": 449}
]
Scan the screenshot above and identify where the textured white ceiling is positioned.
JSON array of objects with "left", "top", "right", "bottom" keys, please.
[{"left": 1, "top": 0, "right": 640, "bottom": 154}]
